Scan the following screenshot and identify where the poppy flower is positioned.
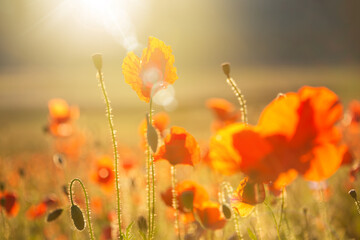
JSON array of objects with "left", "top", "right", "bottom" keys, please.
[
  {"left": 348, "top": 100, "right": 360, "bottom": 126},
  {"left": 138, "top": 112, "right": 170, "bottom": 149},
  {"left": 194, "top": 201, "right": 226, "bottom": 230},
  {"left": 47, "top": 98, "right": 79, "bottom": 137},
  {"left": 206, "top": 98, "right": 240, "bottom": 131},
  {"left": 0, "top": 191, "right": 20, "bottom": 217},
  {"left": 161, "top": 180, "right": 209, "bottom": 212},
  {"left": 26, "top": 202, "right": 47, "bottom": 219},
  {"left": 91, "top": 156, "right": 115, "bottom": 193},
  {"left": 209, "top": 86, "right": 343, "bottom": 189},
  {"left": 154, "top": 126, "right": 200, "bottom": 166},
  {"left": 122, "top": 37, "right": 178, "bottom": 103},
  {"left": 231, "top": 177, "right": 265, "bottom": 217}
]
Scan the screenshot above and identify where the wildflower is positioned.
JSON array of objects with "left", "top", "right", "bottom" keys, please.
[
  {"left": 154, "top": 126, "right": 200, "bottom": 166},
  {"left": 209, "top": 86, "right": 344, "bottom": 189},
  {"left": 194, "top": 201, "right": 227, "bottom": 230},
  {"left": 26, "top": 202, "right": 47, "bottom": 219},
  {"left": 0, "top": 191, "right": 20, "bottom": 217},
  {"left": 91, "top": 156, "right": 115, "bottom": 193},
  {"left": 122, "top": 37, "right": 178, "bottom": 102},
  {"left": 206, "top": 98, "right": 241, "bottom": 131},
  {"left": 161, "top": 180, "right": 209, "bottom": 212}
]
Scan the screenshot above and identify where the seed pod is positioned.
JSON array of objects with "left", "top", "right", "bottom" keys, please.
[
  {"left": 221, "top": 63, "right": 231, "bottom": 78},
  {"left": 92, "top": 54, "right": 103, "bottom": 71},
  {"left": 47, "top": 208, "right": 63, "bottom": 222},
  {"left": 222, "top": 203, "right": 232, "bottom": 219},
  {"left": 181, "top": 191, "right": 194, "bottom": 211},
  {"left": 146, "top": 114, "right": 158, "bottom": 153},
  {"left": 71, "top": 205, "right": 85, "bottom": 231},
  {"left": 349, "top": 189, "right": 357, "bottom": 201},
  {"left": 137, "top": 215, "right": 147, "bottom": 234}
]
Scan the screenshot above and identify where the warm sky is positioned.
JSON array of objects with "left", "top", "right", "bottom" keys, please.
[{"left": 1, "top": 0, "right": 359, "bottom": 71}]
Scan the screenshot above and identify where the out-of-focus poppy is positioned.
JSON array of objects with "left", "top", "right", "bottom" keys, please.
[
  {"left": 154, "top": 127, "right": 200, "bottom": 166},
  {"left": 0, "top": 191, "right": 20, "bottom": 217},
  {"left": 348, "top": 100, "right": 360, "bottom": 126},
  {"left": 119, "top": 147, "right": 139, "bottom": 173},
  {"left": 161, "top": 180, "right": 209, "bottom": 212},
  {"left": 47, "top": 98, "right": 79, "bottom": 137},
  {"left": 206, "top": 98, "right": 240, "bottom": 131},
  {"left": 209, "top": 86, "right": 344, "bottom": 189},
  {"left": 26, "top": 202, "right": 47, "bottom": 219},
  {"left": 54, "top": 131, "right": 86, "bottom": 160},
  {"left": 138, "top": 112, "right": 170, "bottom": 149},
  {"left": 91, "top": 156, "right": 115, "bottom": 193},
  {"left": 231, "top": 177, "right": 265, "bottom": 217},
  {"left": 194, "top": 201, "right": 226, "bottom": 230},
  {"left": 122, "top": 37, "right": 178, "bottom": 103}
]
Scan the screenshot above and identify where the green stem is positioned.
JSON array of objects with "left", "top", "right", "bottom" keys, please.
[
  {"left": 171, "top": 165, "right": 181, "bottom": 240},
  {"left": 278, "top": 189, "right": 285, "bottom": 234},
  {"left": 264, "top": 202, "right": 281, "bottom": 240},
  {"left": 69, "top": 178, "right": 95, "bottom": 240},
  {"left": 97, "top": 71, "right": 123, "bottom": 237},
  {"left": 150, "top": 98, "right": 156, "bottom": 239},
  {"left": 226, "top": 77, "right": 248, "bottom": 124}
]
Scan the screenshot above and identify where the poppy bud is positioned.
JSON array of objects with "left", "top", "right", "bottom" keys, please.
[
  {"left": 349, "top": 189, "right": 357, "bottom": 201},
  {"left": 137, "top": 215, "right": 147, "bottom": 234},
  {"left": 221, "top": 63, "right": 231, "bottom": 78},
  {"left": 71, "top": 205, "right": 85, "bottom": 231},
  {"left": 221, "top": 203, "right": 232, "bottom": 219},
  {"left": 47, "top": 208, "right": 63, "bottom": 222},
  {"left": 92, "top": 54, "right": 103, "bottom": 71},
  {"left": 146, "top": 114, "right": 158, "bottom": 153}
]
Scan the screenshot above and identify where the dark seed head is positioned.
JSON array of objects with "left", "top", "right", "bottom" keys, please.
[
  {"left": 181, "top": 191, "right": 194, "bottom": 211},
  {"left": 222, "top": 203, "right": 232, "bottom": 219},
  {"left": 137, "top": 215, "right": 147, "bottom": 233},
  {"left": 71, "top": 205, "right": 85, "bottom": 231},
  {"left": 349, "top": 189, "right": 357, "bottom": 201},
  {"left": 47, "top": 208, "right": 63, "bottom": 222}
]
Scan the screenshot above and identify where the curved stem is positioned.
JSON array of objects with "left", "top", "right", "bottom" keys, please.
[
  {"left": 171, "top": 165, "right": 181, "bottom": 240},
  {"left": 69, "top": 178, "right": 95, "bottom": 240},
  {"left": 97, "top": 71, "right": 123, "bottom": 237},
  {"left": 226, "top": 77, "right": 248, "bottom": 124},
  {"left": 150, "top": 98, "right": 156, "bottom": 239}
]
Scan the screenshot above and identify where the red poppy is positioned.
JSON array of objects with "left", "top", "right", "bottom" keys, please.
[
  {"left": 206, "top": 98, "right": 240, "bottom": 131},
  {"left": 161, "top": 180, "right": 209, "bottom": 212},
  {"left": 91, "top": 156, "right": 115, "bottom": 193},
  {"left": 154, "top": 127, "right": 200, "bottom": 166},
  {"left": 194, "top": 201, "right": 226, "bottom": 230},
  {"left": 26, "top": 202, "right": 47, "bottom": 219},
  {"left": 0, "top": 191, "right": 20, "bottom": 217},
  {"left": 209, "top": 86, "right": 343, "bottom": 189},
  {"left": 122, "top": 37, "right": 178, "bottom": 103}
]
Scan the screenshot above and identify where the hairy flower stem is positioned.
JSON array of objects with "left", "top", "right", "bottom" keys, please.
[
  {"left": 222, "top": 63, "right": 248, "bottom": 124},
  {"left": 147, "top": 98, "right": 156, "bottom": 239},
  {"left": 97, "top": 70, "right": 123, "bottom": 238},
  {"left": 171, "top": 165, "right": 181, "bottom": 240},
  {"left": 69, "top": 178, "right": 95, "bottom": 240},
  {"left": 220, "top": 182, "right": 243, "bottom": 240}
]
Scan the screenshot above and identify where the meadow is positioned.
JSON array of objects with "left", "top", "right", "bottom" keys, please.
[{"left": 1, "top": 35, "right": 360, "bottom": 240}]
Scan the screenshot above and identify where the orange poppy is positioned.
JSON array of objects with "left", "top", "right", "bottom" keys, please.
[
  {"left": 206, "top": 98, "right": 240, "bottom": 131},
  {"left": 91, "top": 156, "right": 115, "bottom": 193},
  {"left": 348, "top": 100, "right": 360, "bottom": 126},
  {"left": 26, "top": 202, "right": 47, "bottom": 219},
  {"left": 231, "top": 177, "right": 265, "bottom": 217},
  {"left": 47, "top": 98, "right": 79, "bottom": 137},
  {"left": 161, "top": 180, "right": 209, "bottom": 212},
  {"left": 122, "top": 37, "right": 178, "bottom": 103},
  {"left": 154, "top": 126, "right": 200, "bottom": 166},
  {"left": 209, "top": 86, "right": 343, "bottom": 188},
  {"left": 194, "top": 201, "right": 226, "bottom": 230},
  {"left": 0, "top": 191, "right": 20, "bottom": 217}
]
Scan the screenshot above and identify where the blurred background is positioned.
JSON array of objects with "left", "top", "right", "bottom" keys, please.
[{"left": 0, "top": 0, "right": 360, "bottom": 153}]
